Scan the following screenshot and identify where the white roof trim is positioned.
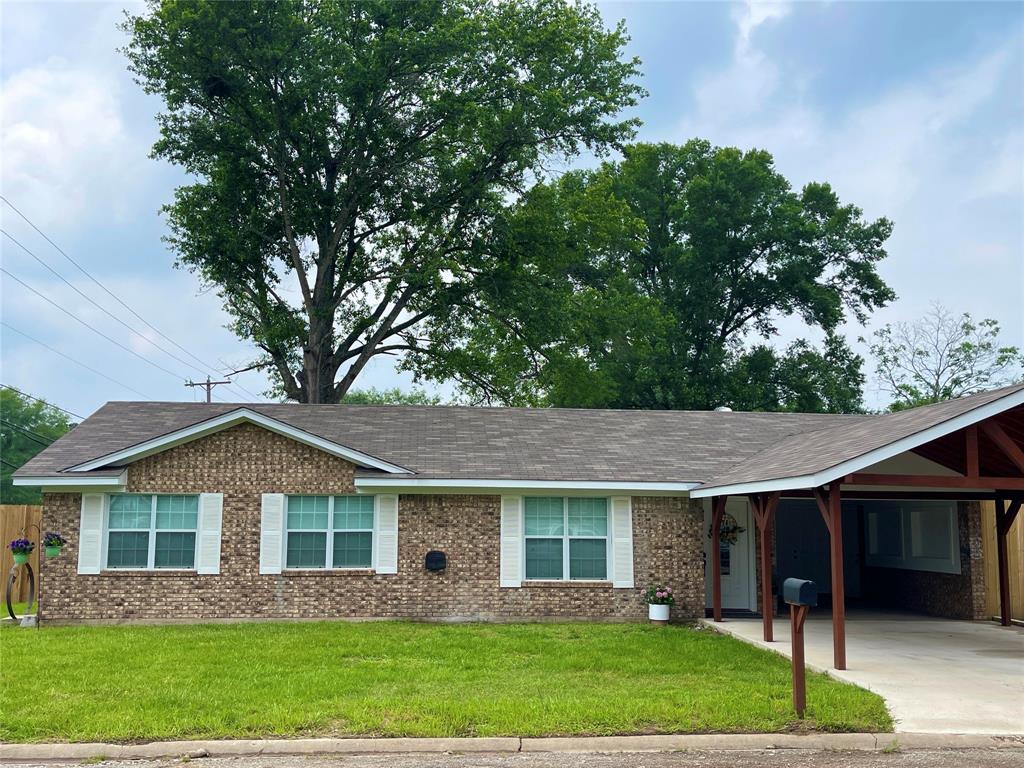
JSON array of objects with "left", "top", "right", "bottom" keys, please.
[
  {"left": 690, "top": 387, "right": 1024, "bottom": 498},
  {"left": 354, "top": 477, "right": 700, "bottom": 493},
  {"left": 65, "top": 408, "right": 411, "bottom": 474},
  {"left": 12, "top": 471, "right": 127, "bottom": 488}
]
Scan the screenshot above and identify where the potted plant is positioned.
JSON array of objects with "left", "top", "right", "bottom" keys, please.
[
  {"left": 43, "top": 531, "right": 67, "bottom": 558},
  {"left": 9, "top": 538, "right": 34, "bottom": 566},
  {"left": 645, "top": 584, "right": 675, "bottom": 625}
]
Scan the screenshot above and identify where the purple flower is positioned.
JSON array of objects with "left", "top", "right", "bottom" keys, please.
[{"left": 8, "top": 538, "right": 34, "bottom": 554}]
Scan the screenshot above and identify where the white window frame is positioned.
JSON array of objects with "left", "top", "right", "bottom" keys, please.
[
  {"left": 522, "top": 496, "right": 610, "bottom": 582},
  {"left": 103, "top": 493, "right": 199, "bottom": 571},
  {"left": 284, "top": 495, "right": 375, "bottom": 570}
]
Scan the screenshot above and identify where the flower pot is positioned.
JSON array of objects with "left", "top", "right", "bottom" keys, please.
[
  {"left": 12, "top": 552, "right": 29, "bottom": 566},
  {"left": 648, "top": 603, "right": 670, "bottom": 624},
  {"left": 45, "top": 546, "right": 62, "bottom": 558}
]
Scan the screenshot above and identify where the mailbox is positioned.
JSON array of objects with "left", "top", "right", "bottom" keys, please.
[{"left": 783, "top": 578, "right": 818, "bottom": 607}]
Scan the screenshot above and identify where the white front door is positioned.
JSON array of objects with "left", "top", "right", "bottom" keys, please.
[{"left": 704, "top": 497, "right": 755, "bottom": 611}]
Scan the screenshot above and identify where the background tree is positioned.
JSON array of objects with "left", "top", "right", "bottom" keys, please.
[
  {"left": 125, "top": 0, "right": 642, "bottom": 403},
  {"left": 341, "top": 387, "right": 443, "bottom": 406},
  {"left": 444, "top": 141, "right": 893, "bottom": 411},
  {"left": 1, "top": 388, "right": 74, "bottom": 503},
  {"left": 867, "top": 303, "right": 1024, "bottom": 410}
]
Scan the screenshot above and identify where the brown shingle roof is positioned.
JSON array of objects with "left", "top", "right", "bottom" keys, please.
[
  {"left": 695, "top": 383, "right": 1024, "bottom": 491},
  {"left": 17, "top": 384, "right": 1024, "bottom": 488},
  {"left": 16, "top": 402, "right": 863, "bottom": 483}
]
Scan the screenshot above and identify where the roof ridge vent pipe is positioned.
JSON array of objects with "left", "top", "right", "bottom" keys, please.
[{"left": 714, "top": 406, "right": 733, "bottom": 412}]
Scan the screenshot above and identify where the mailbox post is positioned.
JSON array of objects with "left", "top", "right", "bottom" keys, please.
[{"left": 782, "top": 578, "right": 818, "bottom": 718}]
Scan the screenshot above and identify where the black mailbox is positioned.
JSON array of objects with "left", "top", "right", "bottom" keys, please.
[
  {"left": 425, "top": 550, "right": 447, "bottom": 571},
  {"left": 783, "top": 578, "right": 818, "bottom": 607}
]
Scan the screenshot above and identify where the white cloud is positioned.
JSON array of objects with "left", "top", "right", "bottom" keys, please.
[
  {"left": 680, "top": 4, "right": 1023, "bottom": 408},
  {"left": 0, "top": 59, "right": 143, "bottom": 229}
]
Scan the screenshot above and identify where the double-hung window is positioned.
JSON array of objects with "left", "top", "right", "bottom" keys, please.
[
  {"left": 285, "top": 495, "right": 374, "bottom": 569},
  {"left": 524, "top": 497, "right": 608, "bottom": 581},
  {"left": 106, "top": 494, "right": 198, "bottom": 569}
]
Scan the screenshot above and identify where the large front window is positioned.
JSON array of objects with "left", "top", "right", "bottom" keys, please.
[
  {"left": 107, "top": 494, "right": 198, "bottom": 569},
  {"left": 285, "top": 495, "right": 374, "bottom": 569},
  {"left": 524, "top": 497, "right": 608, "bottom": 580}
]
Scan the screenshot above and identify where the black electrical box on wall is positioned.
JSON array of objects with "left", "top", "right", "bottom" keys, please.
[{"left": 425, "top": 550, "right": 447, "bottom": 571}]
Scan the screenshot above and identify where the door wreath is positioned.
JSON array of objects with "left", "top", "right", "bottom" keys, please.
[{"left": 708, "top": 513, "right": 746, "bottom": 545}]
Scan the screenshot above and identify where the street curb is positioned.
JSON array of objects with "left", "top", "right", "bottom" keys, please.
[{"left": 0, "top": 733, "right": 1022, "bottom": 760}]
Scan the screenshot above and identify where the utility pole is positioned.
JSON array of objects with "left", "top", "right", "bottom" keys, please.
[{"left": 185, "top": 376, "right": 232, "bottom": 403}]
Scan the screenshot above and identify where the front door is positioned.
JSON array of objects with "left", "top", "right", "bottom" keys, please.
[{"left": 704, "top": 497, "right": 754, "bottom": 611}]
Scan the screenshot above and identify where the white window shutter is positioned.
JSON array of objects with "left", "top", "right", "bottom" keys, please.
[
  {"left": 259, "top": 493, "right": 285, "bottom": 574},
  {"left": 500, "top": 495, "right": 523, "bottom": 587},
  {"left": 610, "top": 496, "right": 634, "bottom": 588},
  {"left": 77, "top": 493, "right": 105, "bottom": 574},
  {"left": 375, "top": 494, "right": 399, "bottom": 574},
  {"left": 196, "top": 493, "right": 224, "bottom": 575}
]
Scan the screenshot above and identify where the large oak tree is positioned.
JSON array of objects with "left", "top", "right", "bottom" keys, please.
[
  {"left": 125, "top": 0, "right": 642, "bottom": 402},
  {"left": 448, "top": 141, "right": 895, "bottom": 411}
]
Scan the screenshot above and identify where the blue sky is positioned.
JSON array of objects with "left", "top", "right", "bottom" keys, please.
[{"left": 1, "top": 1, "right": 1022, "bottom": 417}]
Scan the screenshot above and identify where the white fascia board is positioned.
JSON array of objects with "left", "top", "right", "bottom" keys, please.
[
  {"left": 12, "top": 471, "right": 127, "bottom": 490},
  {"left": 691, "top": 388, "right": 1024, "bottom": 498},
  {"left": 354, "top": 477, "right": 700, "bottom": 495},
  {"left": 66, "top": 408, "right": 410, "bottom": 474}
]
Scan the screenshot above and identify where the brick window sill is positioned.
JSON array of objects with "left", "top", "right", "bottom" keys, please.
[
  {"left": 100, "top": 570, "right": 198, "bottom": 577},
  {"left": 521, "top": 580, "right": 612, "bottom": 589},
  {"left": 281, "top": 569, "right": 375, "bottom": 577}
]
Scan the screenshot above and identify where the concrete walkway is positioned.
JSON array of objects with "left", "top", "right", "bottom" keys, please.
[{"left": 703, "top": 611, "right": 1024, "bottom": 734}]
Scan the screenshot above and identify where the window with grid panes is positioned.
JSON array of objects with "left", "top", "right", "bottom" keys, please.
[
  {"left": 106, "top": 494, "right": 198, "bottom": 569},
  {"left": 523, "top": 497, "right": 608, "bottom": 580},
  {"left": 285, "top": 495, "right": 374, "bottom": 569}
]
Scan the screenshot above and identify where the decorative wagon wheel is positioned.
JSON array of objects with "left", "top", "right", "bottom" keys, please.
[
  {"left": 708, "top": 512, "right": 746, "bottom": 546},
  {"left": 5, "top": 561, "right": 35, "bottom": 621}
]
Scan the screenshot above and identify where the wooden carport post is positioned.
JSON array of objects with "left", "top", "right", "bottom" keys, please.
[
  {"left": 711, "top": 496, "right": 727, "bottom": 622},
  {"left": 994, "top": 496, "right": 1022, "bottom": 627},
  {"left": 813, "top": 483, "right": 846, "bottom": 670},
  {"left": 749, "top": 492, "right": 780, "bottom": 642}
]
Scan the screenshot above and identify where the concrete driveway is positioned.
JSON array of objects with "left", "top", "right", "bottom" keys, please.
[{"left": 704, "top": 611, "right": 1024, "bottom": 734}]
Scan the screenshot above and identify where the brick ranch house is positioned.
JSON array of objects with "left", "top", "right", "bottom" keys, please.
[{"left": 13, "top": 385, "right": 1024, "bottom": 645}]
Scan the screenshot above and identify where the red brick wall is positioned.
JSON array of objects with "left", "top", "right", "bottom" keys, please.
[{"left": 40, "top": 423, "right": 704, "bottom": 623}]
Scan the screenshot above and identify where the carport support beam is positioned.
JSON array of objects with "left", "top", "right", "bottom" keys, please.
[
  {"left": 995, "top": 497, "right": 1022, "bottom": 627},
  {"left": 814, "top": 484, "right": 847, "bottom": 670},
  {"left": 750, "top": 493, "right": 780, "bottom": 642},
  {"left": 711, "top": 496, "right": 726, "bottom": 622}
]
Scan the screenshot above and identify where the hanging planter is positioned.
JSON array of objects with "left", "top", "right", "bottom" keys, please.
[
  {"left": 9, "top": 538, "right": 34, "bottom": 566},
  {"left": 42, "top": 531, "right": 67, "bottom": 559}
]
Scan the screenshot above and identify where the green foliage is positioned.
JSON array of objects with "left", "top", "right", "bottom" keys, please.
[
  {"left": 0, "top": 621, "right": 891, "bottom": 741},
  {"left": 449, "top": 140, "right": 893, "bottom": 411},
  {"left": 123, "top": 0, "right": 643, "bottom": 403},
  {"left": 0, "top": 388, "right": 74, "bottom": 503},
  {"left": 341, "top": 387, "right": 443, "bottom": 406},
  {"left": 867, "top": 303, "right": 1024, "bottom": 411}
]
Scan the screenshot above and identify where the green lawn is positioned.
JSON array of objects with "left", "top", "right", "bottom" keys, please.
[{"left": 0, "top": 621, "right": 891, "bottom": 742}]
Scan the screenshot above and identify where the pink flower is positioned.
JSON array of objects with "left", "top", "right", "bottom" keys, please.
[
  {"left": 666, "top": 587, "right": 673, "bottom": 593},
  {"left": 656, "top": 591, "right": 665, "bottom": 598}
]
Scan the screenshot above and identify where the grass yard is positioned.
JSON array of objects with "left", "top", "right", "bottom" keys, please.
[{"left": 0, "top": 621, "right": 891, "bottom": 742}]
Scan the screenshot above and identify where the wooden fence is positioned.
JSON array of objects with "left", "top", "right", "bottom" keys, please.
[
  {"left": 0, "top": 504, "right": 42, "bottom": 602},
  {"left": 980, "top": 500, "right": 1024, "bottom": 621}
]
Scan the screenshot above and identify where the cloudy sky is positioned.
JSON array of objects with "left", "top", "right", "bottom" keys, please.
[{"left": 2, "top": 1, "right": 1022, "bottom": 418}]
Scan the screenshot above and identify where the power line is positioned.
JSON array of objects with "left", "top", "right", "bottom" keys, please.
[
  {"left": 1, "top": 199, "right": 262, "bottom": 403},
  {"left": 1, "top": 266, "right": 189, "bottom": 382},
  {"left": 0, "top": 195, "right": 242, "bottom": 379},
  {"left": 0, "top": 418, "right": 54, "bottom": 447},
  {"left": 1, "top": 228, "right": 218, "bottom": 379},
  {"left": 1, "top": 322, "right": 152, "bottom": 399},
  {"left": 0, "top": 384, "right": 85, "bottom": 420},
  {"left": 1, "top": 458, "right": 21, "bottom": 471}
]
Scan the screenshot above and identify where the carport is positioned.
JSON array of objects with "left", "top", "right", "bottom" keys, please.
[
  {"left": 692, "top": 384, "right": 1024, "bottom": 672},
  {"left": 709, "top": 611, "right": 1024, "bottom": 734}
]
